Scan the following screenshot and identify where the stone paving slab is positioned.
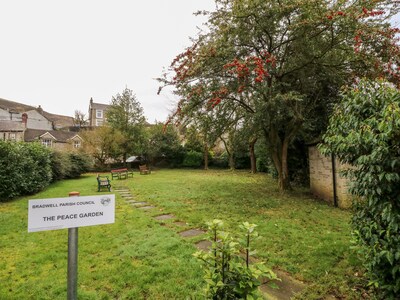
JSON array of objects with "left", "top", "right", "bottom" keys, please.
[
  {"left": 173, "top": 221, "right": 187, "bottom": 227},
  {"left": 130, "top": 202, "right": 149, "bottom": 206},
  {"left": 195, "top": 240, "right": 212, "bottom": 251},
  {"left": 154, "top": 214, "right": 175, "bottom": 220},
  {"left": 138, "top": 205, "right": 156, "bottom": 210},
  {"left": 260, "top": 270, "right": 306, "bottom": 300},
  {"left": 179, "top": 229, "right": 205, "bottom": 238}
]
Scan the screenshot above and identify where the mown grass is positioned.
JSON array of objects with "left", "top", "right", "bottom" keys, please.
[{"left": 0, "top": 170, "right": 365, "bottom": 299}]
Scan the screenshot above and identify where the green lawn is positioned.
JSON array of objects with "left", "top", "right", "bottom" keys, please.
[{"left": 0, "top": 169, "right": 365, "bottom": 299}]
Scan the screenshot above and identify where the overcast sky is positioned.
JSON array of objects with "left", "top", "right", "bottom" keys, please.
[
  {"left": 0, "top": 0, "right": 215, "bottom": 123},
  {"left": 1, "top": 1, "right": 399, "bottom": 124}
]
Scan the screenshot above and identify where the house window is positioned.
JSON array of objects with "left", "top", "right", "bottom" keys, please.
[
  {"left": 96, "top": 119, "right": 103, "bottom": 126},
  {"left": 9, "top": 133, "right": 16, "bottom": 140},
  {"left": 96, "top": 110, "right": 103, "bottom": 119},
  {"left": 42, "top": 139, "right": 52, "bottom": 147},
  {"left": 74, "top": 140, "right": 81, "bottom": 148}
]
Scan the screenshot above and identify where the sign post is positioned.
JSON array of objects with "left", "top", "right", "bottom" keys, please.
[
  {"left": 28, "top": 192, "right": 115, "bottom": 299},
  {"left": 67, "top": 192, "right": 79, "bottom": 300}
]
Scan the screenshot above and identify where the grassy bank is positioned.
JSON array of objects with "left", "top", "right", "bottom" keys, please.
[{"left": 0, "top": 170, "right": 364, "bottom": 299}]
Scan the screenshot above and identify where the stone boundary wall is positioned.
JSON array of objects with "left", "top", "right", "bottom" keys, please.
[{"left": 308, "top": 145, "right": 352, "bottom": 208}]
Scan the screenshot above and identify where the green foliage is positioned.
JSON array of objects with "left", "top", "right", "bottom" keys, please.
[
  {"left": 106, "top": 88, "right": 146, "bottom": 161},
  {"left": 194, "top": 220, "right": 278, "bottom": 299},
  {"left": 65, "top": 152, "right": 93, "bottom": 178},
  {"left": 211, "top": 152, "right": 229, "bottom": 168},
  {"left": 81, "top": 126, "right": 125, "bottom": 167},
  {"left": 0, "top": 141, "right": 52, "bottom": 200},
  {"left": 183, "top": 150, "right": 203, "bottom": 168},
  {"left": 145, "top": 123, "right": 185, "bottom": 167},
  {"left": 0, "top": 142, "right": 93, "bottom": 201},
  {"left": 50, "top": 150, "right": 70, "bottom": 181},
  {"left": 256, "top": 157, "right": 268, "bottom": 173},
  {"left": 160, "top": 0, "right": 400, "bottom": 190},
  {"left": 321, "top": 79, "right": 400, "bottom": 298},
  {"left": 50, "top": 151, "right": 92, "bottom": 180}
]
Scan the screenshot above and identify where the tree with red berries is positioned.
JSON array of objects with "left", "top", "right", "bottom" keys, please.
[{"left": 160, "top": 0, "right": 400, "bottom": 191}]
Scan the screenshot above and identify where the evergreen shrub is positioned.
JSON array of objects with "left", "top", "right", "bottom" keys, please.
[
  {"left": 321, "top": 80, "right": 400, "bottom": 298},
  {"left": 182, "top": 150, "right": 203, "bottom": 168},
  {"left": 0, "top": 141, "right": 52, "bottom": 200}
]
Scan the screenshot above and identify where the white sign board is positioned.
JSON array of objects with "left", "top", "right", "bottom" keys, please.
[{"left": 28, "top": 195, "right": 115, "bottom": 232}]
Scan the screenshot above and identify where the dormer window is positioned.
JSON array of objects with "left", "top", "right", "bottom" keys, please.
[
  {"left": 74, "top": 140, "right": 81, "bottom": 148},
  {"left": 42, "top": 139, "right": 52, "bottom": 147},
  {"left": 96, "top": 110, "right": 103, "bottom": 119}
]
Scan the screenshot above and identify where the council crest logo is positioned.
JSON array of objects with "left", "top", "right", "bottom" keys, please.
[{"left": 101, "top": 197, "right": 111, "bottom": 206}]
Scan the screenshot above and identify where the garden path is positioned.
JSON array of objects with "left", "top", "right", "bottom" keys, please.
[{"left": 113, "top": 186, "right": 309, "bottom": 299}]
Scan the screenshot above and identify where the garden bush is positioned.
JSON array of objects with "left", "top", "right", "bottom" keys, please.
[
  {"left": 50, "top": 150, "right": 71, "bottom": 181},
  {"left": 0, "top": 142, "right": 93, "bottom": 201},
  {"left": 182, "top": 150, "right": 203, "bottom": 168},
  {"left": 321, "top": 79, "right": 400, "bottom": 298},
  {"left": 65, "top": 152, "right": 92, "bottom": 178},
  {"left": 0, "top": 141, "right": 52, "bottom": 200}
]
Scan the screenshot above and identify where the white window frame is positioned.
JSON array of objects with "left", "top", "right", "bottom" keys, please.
[
  {"left": 96, "top": 119, "right": 103, "bottom": 126},
  {"left": 74, "top": 140, "right": 81, "bottom": 148},
  {"left": 96, "top": 109, "right": 103, "bottom": 119},
  {"left": 42, "top": 139, "right": 53, "bottom": 148}
]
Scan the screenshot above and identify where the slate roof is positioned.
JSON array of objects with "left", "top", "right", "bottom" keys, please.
[
  {"left": 91, "top": 102, "right": 110, "bottom": 110},
  {"left": 24, "top": 129, "right": 82, "bottom": 143},
  {"left": 0, "top": 121, "right": 25, "bottom": 131},
  {"left": 0, "top": 97, "right": 75, "bottom": 128},
  {"left": 0, "top": 98, "right": 35, "bottom": 113},
  {"left": 42, "top": 112, "right": 74, "bottom": 128}
]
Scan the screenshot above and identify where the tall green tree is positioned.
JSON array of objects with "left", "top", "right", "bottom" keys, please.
[
  {"left": 107, "top": 88, "right": 146, "bottom": 163},
  {"left": 160, "top": 0, "right": 400, "bottom": 191}
]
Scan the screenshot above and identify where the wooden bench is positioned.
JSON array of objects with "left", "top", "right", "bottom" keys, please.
[
  {"left": 97, "top": 175, "right": 111, "bottom": 192},
  {"left": 139, "top": 165, "right": 151, "bottom": 175},
  {"left": 111, "top": 168, "right": 134, "bottom": 180}
]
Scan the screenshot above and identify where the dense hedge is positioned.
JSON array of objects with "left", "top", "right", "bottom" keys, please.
[
  {"left": 0, "top": 142, "right": 52, "bottom": 200},
  {"left": 0, "top": 141, "right": 92, "bottom": 201},
  {"left": 321, "top": 80, "right": 400, "bottom": 298}
]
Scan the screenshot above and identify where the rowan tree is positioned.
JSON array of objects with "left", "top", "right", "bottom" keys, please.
[{"left": 159, "top": 0, "right": 400, "bottom": 191}]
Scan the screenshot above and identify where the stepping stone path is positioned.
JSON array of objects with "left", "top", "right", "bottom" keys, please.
[
  {"left": 173, "top": 221, "right": 187, "bottom": 227},
  {"left": 113, "top": 185, "right": 305, "bottom": 299},
  {"left": 195, "top": 240, "right": 212, "bottom": 251},
  {"left": 131, "top": 201, "right": 149, "bottom": 207},
  {"left": 260, "top": 270, "right": 306, "bottom": 300},
  {"left": 179, "top": 229, "right": 205, "bottom": 238},
  {"left": 138, "top": 205, "right": 156, "bottom": 210},
  {"left": 154, "top": 214, "right": 175, "bottom": 220}
]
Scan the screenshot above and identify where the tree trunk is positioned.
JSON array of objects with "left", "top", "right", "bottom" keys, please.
[
  {"left": 267, "top": 129, "right": 291, "bottom": 191},
  {"left": 249, "top": 137, "right": 257, "bottom": 174},
  {"left": 280, "top": 137, "right": 290, "bottom": 190},
  {"left": 229, "top": 153, "right": 235, "bottom": 170},
  {"left": 204, "top": 143, "right": 209, "bottom": 170}
]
